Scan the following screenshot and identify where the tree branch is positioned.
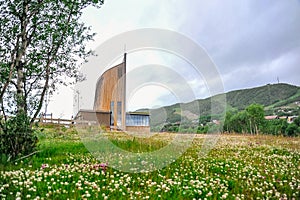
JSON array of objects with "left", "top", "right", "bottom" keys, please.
[
  {"left": 0, "top": 35, "right": 20, "bottom": 101},
  {"left": 30, "top": 3, "right": 75, "bottom": 124},
  {"left": 14, "top": 150, "right": 41, "bottom": 162}
]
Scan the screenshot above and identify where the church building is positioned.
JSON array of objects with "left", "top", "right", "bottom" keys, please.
[{"left": 76, "top": 53, "right": 150, "bottom": 133}]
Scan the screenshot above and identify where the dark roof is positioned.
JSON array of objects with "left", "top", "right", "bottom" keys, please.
[{"left": 126, "top": 111, "right": 150, "bottom": 116}]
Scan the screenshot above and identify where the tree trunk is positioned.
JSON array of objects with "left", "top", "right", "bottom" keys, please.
[
  {"left": 30, "top": 69, "right": 49, "bottom": 125},
  {"left": 16, "top": 63, "right": 25, "bottom": 114},
  {"left": 16, "top": 1, "right": 29, "bottom": 115},
  {"left": 255, "top": 124, "right": 259, "bottom": 135}
]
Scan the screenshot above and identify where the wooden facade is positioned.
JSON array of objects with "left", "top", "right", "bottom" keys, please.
[{"left": 93, "top": 54, "right": 126, "bottom": 130}]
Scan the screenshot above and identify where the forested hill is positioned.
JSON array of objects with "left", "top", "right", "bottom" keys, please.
[
  {"left": 225, "top": 83, "right": 300, "bottom": 110},
  {"left": 145, "top": 83, "right": 300, "bottom": 124}
]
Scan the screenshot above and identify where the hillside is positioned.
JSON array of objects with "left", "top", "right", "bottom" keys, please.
[
  {"left": 226, "top": 83, "right": 300, "bottom": 110},
  {"left": 146, "top": 83, "right": 300, "bottom": 124}
]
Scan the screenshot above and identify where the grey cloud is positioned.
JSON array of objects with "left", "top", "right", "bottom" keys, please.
[
  {"left": 75, "top": 0, "right": 300, "bottom": 113},
  {"left": 174, "top": 0, "right": 300, "bottom": 91}
]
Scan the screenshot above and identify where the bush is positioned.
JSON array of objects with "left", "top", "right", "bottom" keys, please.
[
  {"left": 285, "top": 123, "right": 298, "bottom": 137},
  {"left": 197, "top": 125, "right": 208, "bottom": 133},
  {"left": 0, "top": 113, "right": 38, "bottom": 161}
]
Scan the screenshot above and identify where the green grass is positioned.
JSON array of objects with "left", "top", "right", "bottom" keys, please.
[
  {"left": 0, "top": 134, "right": 88, "bottom": 171},
  {"left": 109, "top": 134, "right": 169, "bottom": 153},
  {"left": 0, "top": 129, "right": 300, "bottom": 199}
]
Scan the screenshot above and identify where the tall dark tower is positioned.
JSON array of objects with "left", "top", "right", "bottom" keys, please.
[{"left": 122, "top": 53, "right": 127, "bottom": 130}]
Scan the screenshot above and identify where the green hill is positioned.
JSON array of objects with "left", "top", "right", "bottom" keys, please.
[
  {"left": 145, "top": 83, "right": 300, "bottom": 125},
  {"left": 226, "top": 83, "right": 300, "bottom": 110}
]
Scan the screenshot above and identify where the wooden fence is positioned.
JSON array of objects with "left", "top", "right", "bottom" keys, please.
[
  {"left": 36, "top": 117, "right": 74, "bottom": 127},
  {"left": 0, "top": 114, "right": 74, "bottom": 127}
]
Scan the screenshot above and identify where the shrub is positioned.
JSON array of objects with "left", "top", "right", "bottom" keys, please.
[
  {"left": 0, "top": 113, "right": 38, "bottom": 161},
  {"left": 285, "top": 123, "right": 298, "bottom": 136}
]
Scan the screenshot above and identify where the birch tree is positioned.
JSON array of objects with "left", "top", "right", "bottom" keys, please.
[{"left": 0, "top": 0, "right": 104, "bottom": 159}]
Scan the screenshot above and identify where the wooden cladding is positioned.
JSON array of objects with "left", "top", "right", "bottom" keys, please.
[{"left": 93, "top": 57, "right": 126, "bottom": 130}]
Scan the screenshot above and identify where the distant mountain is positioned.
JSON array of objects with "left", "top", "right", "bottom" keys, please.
[{"left": 141, "top": 83, "right": 300, "bottom": 124}]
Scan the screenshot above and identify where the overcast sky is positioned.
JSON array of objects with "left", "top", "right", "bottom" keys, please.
[{"left": 47, "top": 0, "right": 300, "bottom": 118}]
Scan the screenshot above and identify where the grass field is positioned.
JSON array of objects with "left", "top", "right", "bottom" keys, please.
[{"left": 0, "top": 128, "right": 299, "bottom": 199}]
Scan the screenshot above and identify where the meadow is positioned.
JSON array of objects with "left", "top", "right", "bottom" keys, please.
[{"left": 0, "top": 127, "right": 299, "bottom": 200}]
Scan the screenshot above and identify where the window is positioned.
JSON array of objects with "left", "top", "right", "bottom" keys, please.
[
  {"left": 117, "top": 101, "right": 122, "bottom": 126},
  {"left": 110, "top": 101, "right": 114, "bottom": 125},
  {"left": 126, "top": 114, "right": 150, "bottom": 126}
]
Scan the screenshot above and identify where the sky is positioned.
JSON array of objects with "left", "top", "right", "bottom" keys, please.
[{"left": 47, "top": 0, "right": 300, "bottom": 118}]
